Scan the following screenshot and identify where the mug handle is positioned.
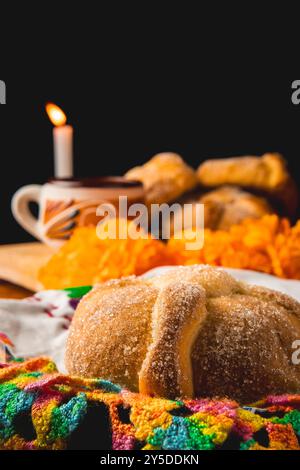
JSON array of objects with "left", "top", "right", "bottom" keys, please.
[{"left": 11, "top": 185, "right": 43, "bottom": 240}]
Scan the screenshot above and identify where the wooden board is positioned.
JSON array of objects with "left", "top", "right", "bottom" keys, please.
[
  {"left": 0, "top": 243, "right": 55, "bottom": 292},
  {"left": 0, "top": 280, "right": 34, "bottom": 299}
]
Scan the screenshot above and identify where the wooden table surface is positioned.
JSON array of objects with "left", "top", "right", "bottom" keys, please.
[
  {"left": 0, "top": 242, "right": 54, "bottom": 296},
  {"left": 0, "top": 280, "right": 33, "bottom": 299}
]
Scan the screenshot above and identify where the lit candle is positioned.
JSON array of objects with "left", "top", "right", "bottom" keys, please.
[{"left": 46, "top": 103, "right": 73, "bottom": 178}]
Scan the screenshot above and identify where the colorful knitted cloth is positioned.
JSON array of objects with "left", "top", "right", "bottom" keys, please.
[{"left": 1, "top": 358, "right": 300, "bottom": 450}]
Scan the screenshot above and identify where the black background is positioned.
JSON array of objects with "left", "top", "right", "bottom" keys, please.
[{"left": 1, "top": 11, "right": 299, "bottom": 244}]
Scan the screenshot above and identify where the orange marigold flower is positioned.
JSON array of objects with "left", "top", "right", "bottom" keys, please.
[
  {"left": 39, "top": 222, "right": 175, "bottom": 289},
  {"left": 168, "top": 215, "right": 300, "bottom": 280}
]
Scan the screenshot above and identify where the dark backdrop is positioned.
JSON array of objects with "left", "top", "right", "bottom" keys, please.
[{"left": 1, "top": 51, "right": 299, "bottom": 243}]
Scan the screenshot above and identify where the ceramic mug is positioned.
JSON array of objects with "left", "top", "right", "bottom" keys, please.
[{"left": 11, "top": 177, "right": 144, "bottom": 247}]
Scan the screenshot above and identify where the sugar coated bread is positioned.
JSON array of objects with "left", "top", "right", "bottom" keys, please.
[
  {"left": 199, "top": 186, "right": 272, "bottom": 229},
  {"left": 197, "top": 153, "right": 289, "bottom": 190},
  {"left": 65, "top": 265, "right": 300, "bottom": 403},
  {"left": 171, "top": 186, "right": 272, "bottom": 231},
  {"left": 197, "top": 153, "right": 299, "bottom": 218},
  {"left": 125, "top": 152, "right": 197, "bottom": 204}
]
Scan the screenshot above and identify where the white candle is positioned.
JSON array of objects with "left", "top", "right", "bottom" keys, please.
[
  {"left": 46, "top": 103, "right": 74, "bottom": 178},
  {"left": 53, "top": 125, "right": 73, "bottom": 178}
]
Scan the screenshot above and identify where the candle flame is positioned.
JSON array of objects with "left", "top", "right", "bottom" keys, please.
[{"left": 46, "top": 102, "right": 67, "bottom": 126}]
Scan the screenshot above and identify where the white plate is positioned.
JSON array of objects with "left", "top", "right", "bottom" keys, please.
[{"left": 142, "top": 265, "right": 300, "bottom": 302}]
